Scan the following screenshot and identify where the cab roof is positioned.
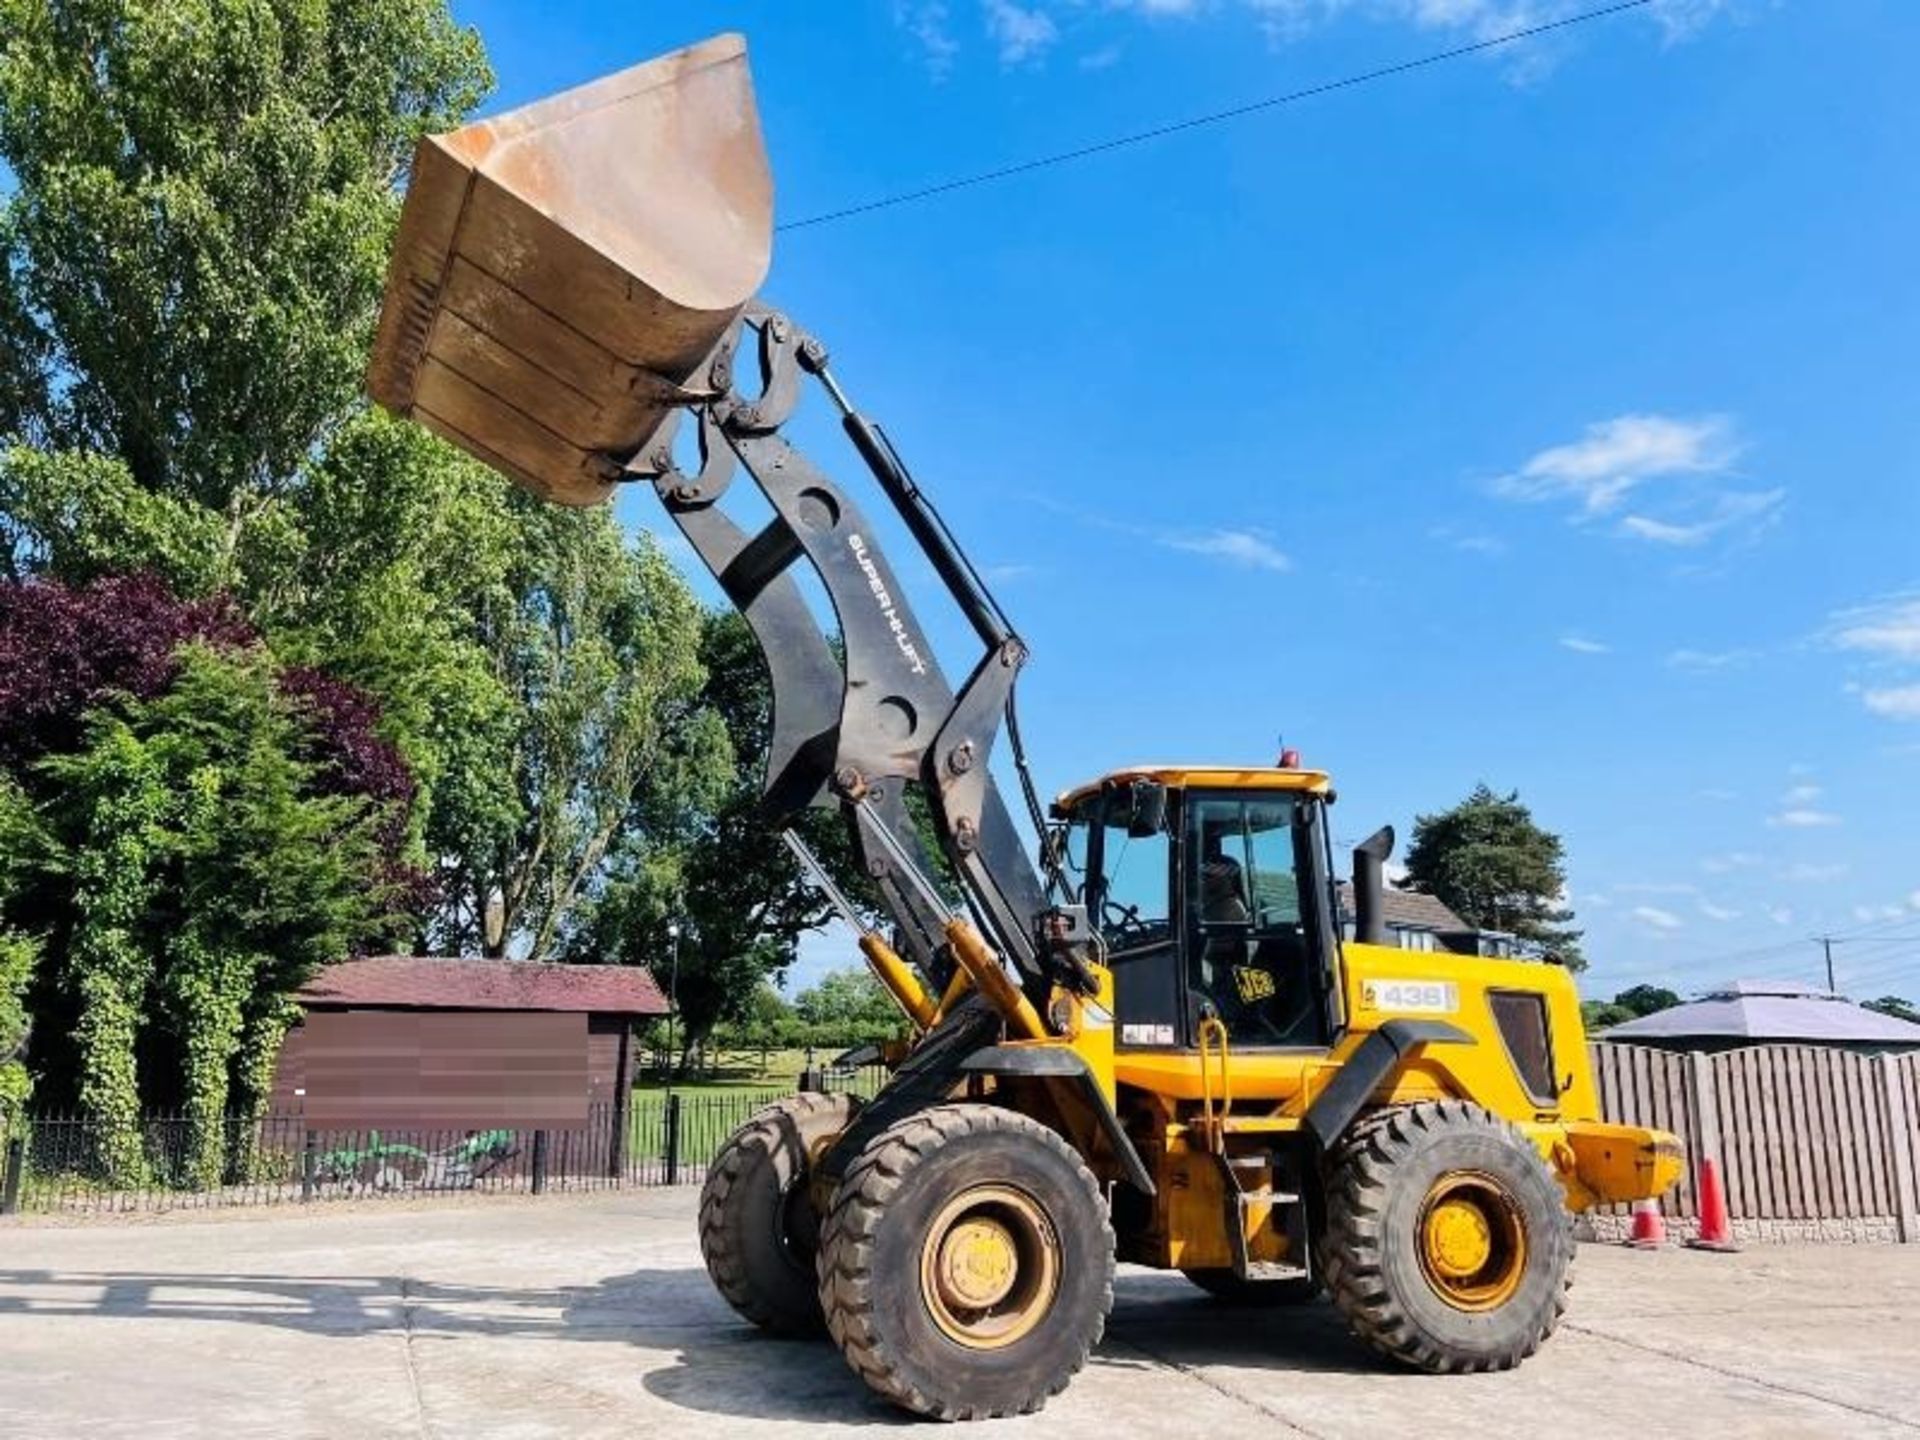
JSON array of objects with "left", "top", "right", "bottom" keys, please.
[{"left": 1053, "top": 764, "right": 1332, "bottom": 812}]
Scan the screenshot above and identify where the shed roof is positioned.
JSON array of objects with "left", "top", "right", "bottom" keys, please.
[
  {"left": 1601, "top": 979, "right": 1920, "bottom": 1046},
  {"left": 1335, "top": 882, "right": 1469, "bottom": 934},
  {"left": 298, "top": 956, "right": 669, "bottom": 1016}
]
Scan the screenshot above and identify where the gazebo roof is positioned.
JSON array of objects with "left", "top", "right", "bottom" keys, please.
[{"left": 1602, "top": 979, "right": 1920, "bottom": 1045}]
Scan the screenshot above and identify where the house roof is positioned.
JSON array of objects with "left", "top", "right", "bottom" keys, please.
[
  {"left": 1601, "top": 979, "right": 1920, "bottom": 1045},
  {"left": 298, "top": 956, "right": 669, "bottom": 1016},
  {"left": 1335, "top": 882, "right": 1469, "bottom": 934}
]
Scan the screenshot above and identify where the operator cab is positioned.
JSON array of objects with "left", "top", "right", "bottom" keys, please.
[{"left": 1053, "top": 767, "right": 1341, "bottom": 1052}]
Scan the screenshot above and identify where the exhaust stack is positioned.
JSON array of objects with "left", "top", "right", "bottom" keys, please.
[
  {"left": 366, "top": 34, "right": 772, "bottom": 506},
  {"left": 1352, "top": 825, "right": 1395, "bottom": 945}
]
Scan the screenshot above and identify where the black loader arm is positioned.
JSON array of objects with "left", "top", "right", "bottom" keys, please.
[{"left": 620, "top": 307, "right": 1058, "bottom": 998}]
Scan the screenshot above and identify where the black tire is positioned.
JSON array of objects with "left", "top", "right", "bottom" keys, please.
[
  {"left": 1181, "top": 1269, "right": 1319, "bottom": 1306},
  {"left": 1319, "top": 1100, "right": 1574, "bottom": 1374},
  {"left": 816, "top": 1103, "right": 1115, "bottom": 1420},
  {"left": 698, "top": 1091, "right": 859, "bottom": 1336}
]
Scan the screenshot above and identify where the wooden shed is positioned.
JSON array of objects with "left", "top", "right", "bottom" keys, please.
[{"left": 274, "top": 956, "right": 668, "bottom": 1132}]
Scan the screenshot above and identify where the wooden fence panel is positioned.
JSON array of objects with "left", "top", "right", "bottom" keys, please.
[
  {"left": 1691, "top": 1044, "right": 1898, "bottom": 1221},
  {"left": 1592, "top": 1041, "right": 1920, "bottom": 1232},
  {"left": 1893, "top": 1054, "right": 1920, "bottom": 1240}
]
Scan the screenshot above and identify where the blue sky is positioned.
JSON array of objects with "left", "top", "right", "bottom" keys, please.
[{"left": 453, "top": 0, "right": 1919, "bottom": 1002}]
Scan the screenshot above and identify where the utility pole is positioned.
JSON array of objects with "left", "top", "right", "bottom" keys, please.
[{"left": 1814, "top": 935, "right": 1837, "bottom": 993}]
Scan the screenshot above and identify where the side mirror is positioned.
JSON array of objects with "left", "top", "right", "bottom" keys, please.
[{"left": 1125, "top": 779, "right": 1168, "bottom": 838}]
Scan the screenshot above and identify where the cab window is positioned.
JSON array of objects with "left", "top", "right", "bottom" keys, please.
[
  {"left": 1186, "top": 794, "right": 1329, "bottom": 1048},
  {"left": 1094, "top": 820, "right": 1170, "bottom": 952},
  {"left": 1083, "top": 790, "right": 1181, "bottom": 1046}
]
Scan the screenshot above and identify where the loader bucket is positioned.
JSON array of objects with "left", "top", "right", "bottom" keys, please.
[{"left": 366, "top": 33, "right": 772, "bottom": 506}]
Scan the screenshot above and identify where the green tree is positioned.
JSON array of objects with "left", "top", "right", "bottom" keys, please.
[
  {"left": 564, "top": 611, "right": 841, "bottom": 1064},
  {"left": 1614, "top": 984, "right": 1681, "bottom": 1018},
  {"left": 1403, "top": 784, "right": 1583, "bottom": 967},
  {"left": 1863, "top": 995, "right": 1920, "bottom": 1025},
  {"left": 0, "top": 0, "right": 490, "bottom": 524},
  {"left": 30, "top": 644, "right": 402, "bottom": 1181},
  {"left": 1580, "top": 999, "right": 1632, "bottom": 1031},
  {"left": 794, "top": 966, "right": 904, "bottom": 1044},
  {"left": 1, "top": 2, "right": 719, "bottom": 966},
  {"left": 0, "top": 779, "right": 39, "bottom": 1108},
  {"left": 1580, "top": 984, "right": 1682, "bottom": 1032}
]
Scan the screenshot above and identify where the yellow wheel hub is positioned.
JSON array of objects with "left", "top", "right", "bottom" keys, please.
[
  {"left": 937, "top": 1217, "right": 1020, "bottom": 1309},
  {"left": 1425, "top": 1197, "right": 1494, "bottom": 1279},
  {"left": 919, "top": 1185, "right": 1060, "bottom": 1350},
  {"left": 1417, "top": 1172, "right": 1528, "bottom": 1312}
]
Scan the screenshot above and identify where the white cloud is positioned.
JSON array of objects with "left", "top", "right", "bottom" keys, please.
[
  {"left": 1830, "top": 593, "right": 1920, "bottom": 661},
  {"left": 1766, "top": 905, "right": 1794, "bottom": 927},
  {"left": 1768, "top": 808, "right": 1840, "bottom": 829},
  {"left": 901, "top": 1, "right": 1742, "bottom": 78},
  {"left": 1495, "top": 414, "right": 1738, "bottom": 516},
  {"left": 1163, "top": 528, "right": 1291, "bottom": 572},
  {"left": 1781, "top": 783, "right": 1822, "bottom": 804},
  {"left": 1429, "top": 524, "right": 1507, "bottom": 556},
  {"left": 1701, "top": 852, "right": 1762, "bottom": 874},
  {"left": 1698, "top": 902, "right": 1740, "bottom": 922},
  {"left": 1231, "top": 0, "right": 1734, "bottom": 55},
  {"left": 1667, "top": 648, "right": 1753, "bottom": 672},
  {"left": 1649, "top": 0, "right": 1739, "bottom": 41},
  {"left": 1853, "top": 904, "right": 1906, "bottom": 923},
  {"left": 1616, "top": 882, "right": 1697, "bottom": 896},
  {"left": 1558, "top": 634, "right": 1610, "bottom": 655},
  {"left": 1910, "top": 890, "right": 1920, "bottom": 912},
  {"left": 982, "top": 562, "right": 1038, "bottom": 583},
  {"left": 1780, "top": 862, "right": 1847, "bottom": 883},
  {"left": 1491, "top": 414, "right": 1780, "bottom": 550},
  {"left": 895, "top": 1, "right": 960, "bottom": 73},
  {"left": 1617, "top": 486, "right": 1784, "bottom": 547},
  {"left": 983, "top": 0, "right": 1059, "bottom": 63},
  {"left": 1632, "top": 905, "right": 1683, "bottom": 931},
  {"left": 1861, "top": 685, "right": 1920, "bottom": 721}
]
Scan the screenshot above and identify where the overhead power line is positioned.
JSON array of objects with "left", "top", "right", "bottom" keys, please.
[{"left": 778, "top": 0, "right": 1655, "bottom": 233}]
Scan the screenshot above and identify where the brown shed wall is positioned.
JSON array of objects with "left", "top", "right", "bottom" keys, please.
[{"left": 277, "top": 1009, "right": 591, "bottom": 1129}]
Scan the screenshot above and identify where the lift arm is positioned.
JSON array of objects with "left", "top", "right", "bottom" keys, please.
[{"left": 622, "top": 306, "right": 1072, "bottom": 1009}]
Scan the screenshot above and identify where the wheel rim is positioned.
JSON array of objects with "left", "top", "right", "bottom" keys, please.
[
  {"left": 918, "top": 1184, "right": 1060, "bottom": 1349},
  {"left": 1416, "top": 1171, "right": 1528, "bottom": 1312}
]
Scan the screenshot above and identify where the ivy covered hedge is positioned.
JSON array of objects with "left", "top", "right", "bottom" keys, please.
[{"left": 0, "top": 577, "right": 412, "bottom": 1183}]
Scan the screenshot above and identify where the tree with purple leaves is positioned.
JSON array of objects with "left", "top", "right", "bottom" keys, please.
[
  {"left": 0, "top": 577, "right": 417, "bottom": 1175},
  {"left": 0, "top": 573, "right": 253, "bottom": 768}
]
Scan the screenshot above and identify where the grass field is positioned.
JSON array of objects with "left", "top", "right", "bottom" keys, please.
[
  {"left": 627, "top": 1048, "right": 886, "bottom": 1170},
  {"left": 631, "top": 1046, "right": 860, "bottom": 1095}
]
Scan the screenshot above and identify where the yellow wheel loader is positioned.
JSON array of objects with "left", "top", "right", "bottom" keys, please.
[{"left": 367, "top": 34, "right": 1684, "bottom": 1421}]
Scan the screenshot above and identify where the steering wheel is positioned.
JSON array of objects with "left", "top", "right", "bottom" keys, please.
[{"left": 1101, "top": 897, "right": 1147, "bottom": 942}]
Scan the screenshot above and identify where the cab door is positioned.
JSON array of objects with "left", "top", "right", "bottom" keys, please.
[{"left": 1183, "top": 792, "right": 1336, "bottom": 1051}]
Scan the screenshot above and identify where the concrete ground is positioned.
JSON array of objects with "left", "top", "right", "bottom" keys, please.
[{"left": 2, "top": 1191, "right": 1915, "bottom": 1439}]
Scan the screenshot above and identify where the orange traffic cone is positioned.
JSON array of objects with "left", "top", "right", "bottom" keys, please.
[
  {"left": 1625, "top": 1198, "right": 1667, "bottom": 1249},
  {"left": 1685, "top": 1157, "right": 1740, "bottom": 1252}
]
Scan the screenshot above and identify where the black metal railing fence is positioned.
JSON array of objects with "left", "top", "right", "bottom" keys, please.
[{"left": 0, "top": 1065, "right": 887, "bottom": 1217}]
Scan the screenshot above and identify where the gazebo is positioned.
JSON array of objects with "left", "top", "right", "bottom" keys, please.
[{"left": 1600, "top": 979, "right": 1920, "bottom": 1054}]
